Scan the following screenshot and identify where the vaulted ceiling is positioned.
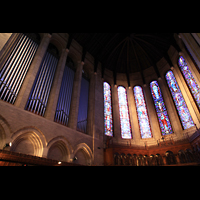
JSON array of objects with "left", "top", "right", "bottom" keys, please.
[{"left": 67, "top": 33, "right": 180, "bottom": 85}]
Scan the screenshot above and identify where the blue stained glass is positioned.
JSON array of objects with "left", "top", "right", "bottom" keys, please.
[
  {"left": 150, "top": 81, "right": 173, "bottom": 135},
  {"left": 103, "top": 82, "right": 113, "bottom": 136},
  {"left": 134, "top": 86, "right": 152, "bottom": 139},
  {"left": 165, "top": 70, "right": 194, "bottom": 129},
  {"left": 178, "top": 56, "right": 200, "bottom": 109},
  {"left": 117, "top": 86, "right": 132, "bottom": 139}
]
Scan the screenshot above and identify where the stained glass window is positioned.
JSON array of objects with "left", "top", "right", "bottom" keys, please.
[
  {"left": 178, "top": 56, "right": 200, "bottom": 109},
  {"left": 117, "top": 86, "right": 132, "bottom": 139},
  {"left": 165, "top": 70, "right": 194, "bottom": 129},
  {"left": 134, "top": 86, "right": 152, "bottom": 139},
  {"left": 150, "top": 81, "right": 173, "bottom": 135},
  {"left": 103, "top": 82, "right": 113, "bottom": 137}
]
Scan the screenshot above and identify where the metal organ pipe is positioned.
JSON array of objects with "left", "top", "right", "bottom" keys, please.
[
  {"left": 34, "top": 52, "right": 53, "bottom": 114},
  {"left": 26, "top": 50, "right": 58, "bottom": 116},
  {"left": 0, "top": 33, "right": 23, "bottom": 77},
  {"left": 11, "top": 41, "right": 38, "bottom": 104},
  {"left": 0, "top": 34, "right": 24, "bottom": 80},
  {"left": 42, "top": 56, "right": 58, "bottom": 116},
  {"left": 41, "top": 56, "right": 58, "bottom": 116},
  {"left": 54, "top": 65, "right": 75, "bottom": 126},
  {"left": 28, "top": 52, "right": 52, "bottom": 112},
  {"left": 59, "top": 66, "right": 69, "bottom": 124},
  {"left": 77, "top": 76, "right": 89, "bottom": 133},
  {"left": 3, "top": 37, "right": 33, "bottom": 102},
  {"left": 0, "top": 34, "right": 39, "bottom": 104},
  {"left": 0, "top": 36, "right": 26, "bottom": 97},
  {"left": 28, "top": 52, "right": 51, "bottom": 112}
]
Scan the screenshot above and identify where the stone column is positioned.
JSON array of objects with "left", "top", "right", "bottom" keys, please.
[
  {"left": 126, "top": 86, "right": 140, "bottom": 144},
  {"left": 175, "top": 154, "right": 180, "bottom": 164},
  {"left": 68, "top": 61, "right": 84, "bottom": 130},
  {"left": 111, "top": 84, "right": 121, "bottom": 140},
  {"left": 45, "top": 48, "right": 69, "bottom": 121},
  {"left": 162, "top": 155, "right": 167, "bottom": 165},
  {"left": 93, "top": 67, "right": 104, "bottom": 140},
  {"left": 14, "top": 33, "right": 52, "bottom": 109},
  {"left": 87, "top": 72, "right": 95, "bottom": 136},
  {"left": 92, "top": 66, "right": 104, "bottom": 166}
]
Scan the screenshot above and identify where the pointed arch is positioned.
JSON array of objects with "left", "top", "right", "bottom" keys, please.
[
  {"left": 73, "top": 143, "right": 93, "bottom": 166},
  {"left": 11, "top": 126, "right": 47, "bottom": 157},
  {"left": 47, "top": 136, "right": 73, "bottom": 162}
]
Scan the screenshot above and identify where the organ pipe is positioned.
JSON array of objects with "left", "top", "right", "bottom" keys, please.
[
  {"left": 26, "top": 50, "right": 58, "bottom": 116},
  {"left": 77, "top": 76, "right": 89, "bottom": 133},
  {"left": 3, "top": 38, "right": 35, "bottom": 102},
  {"left": 11, "top": 41, "right": 38, "bottom": 104},
  {"left": 0, "top": 34, "right": 39, "bottom": 104},
  {"left": 54, "top": 65, "right": 75, "bottom": 126}
]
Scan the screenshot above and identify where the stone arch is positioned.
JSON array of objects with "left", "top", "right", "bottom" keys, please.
[
  {"left": 144, "top": 155, "right": 149, "bottom": 166},
  {"left": 138, "top": 154, "right": 144, "bottom": 166},
  {"left": 149, "top": 154, "right": 155, "bottom": 166},
  {"left": 114, "top": 153, "right": 120, "bottom": 165},
  {"left": 0, "top": 114, "right": 12, "bottom": 149},
  {"left": 155, "top": 154, "right": 163, "bottom": 166},
  {"left": 11, "top": 126, "right": 47, "bottom": 157},
  {"left": 47, "top": 136, "right": 72, "bottom": 162},
  {"left": 165, "top": 151, "right": 176, "bottom": 165},
  {"left": 132, "top": 154, "right": 137, "bottom": 166},
  {"left": 185, "top": 148, "right": 195, "bottom": 163},
  {"left": 73, "top": 143, "right": 93, "bottom": 166},
  {"left": 178, "top": 150, "right": 187, "bottom": 163},
  {"left": 49, "top": 34, "right": 66, "bottom": 57},
  {"left": 126, "top": 153, "right": 132, "bottom": 165}
]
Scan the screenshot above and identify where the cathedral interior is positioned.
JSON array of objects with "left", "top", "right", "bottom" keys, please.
[{"left": 1, "top": 33, "right": 200, "bottom": 166}]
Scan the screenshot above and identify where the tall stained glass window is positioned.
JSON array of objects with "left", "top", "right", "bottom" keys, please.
[
  {"left": 117, "top": 86, "right": 132, "bottom": 139},
  {"left": 103, "top": 82, "right": 113, "bottom": 136},
  {"left": 134, "top": 86, "right": 152, "bottom": 139},
  {"left": 150, "top": 81, "right": 173, "bottom": 135},
  {"left": 178, "top": 56, "right": 200, "bottom": 109},
  {"left": 165, "top": 70, "right": 194, "bottom": 129}
]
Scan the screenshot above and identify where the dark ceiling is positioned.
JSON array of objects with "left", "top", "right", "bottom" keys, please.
[{"left": 67, "top": 33, "right": 180, "bottom": 84}]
